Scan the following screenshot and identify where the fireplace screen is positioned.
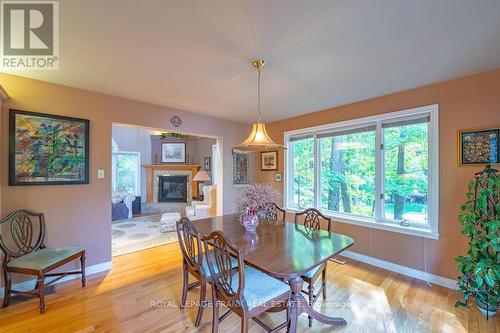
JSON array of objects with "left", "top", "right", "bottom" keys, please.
[{"left": 158, "top": 175, "right": 188, "bottom": 202}]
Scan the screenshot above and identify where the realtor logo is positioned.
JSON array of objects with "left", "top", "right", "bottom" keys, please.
[{"left": 1, "top": 1, "right": 59, "bottom": 70}]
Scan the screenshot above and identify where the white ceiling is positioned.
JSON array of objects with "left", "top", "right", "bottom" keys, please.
[{"left": 4, "top": 0, "right": 500, "bottom": 123}]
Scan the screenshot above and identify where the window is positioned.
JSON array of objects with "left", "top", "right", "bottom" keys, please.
[
  {"left": 111, "top": 140, "right": 141, "bottom": 195},
  {"left": 285, "top": 105, "right": 438, "bottom": 238}
]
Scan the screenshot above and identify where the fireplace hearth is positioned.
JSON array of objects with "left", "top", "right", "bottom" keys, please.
[{"left": 158, "top": 176, "right": 188, "bottom": 202}]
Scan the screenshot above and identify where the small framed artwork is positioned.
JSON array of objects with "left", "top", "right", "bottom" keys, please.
[
  {"left": 204, "top": 156, "right": 211, "bottom": 171},
  {"left": 274, "top": 172, "right": 282, "bottom": 182},
  {"left": 458, "top": 127, "right": 499, "bottom": 166},
  {"left": 261, "top": 151, "right": 278, "bottom": 171},
  {"left": 232, "top": 151, "right": 249, "bottom": 185},
  {"left": 9, "top": 109, "right": 90, "bottom": 185},
  {"left": 161, "top": 142, "right": 186, "bottom": 163}
]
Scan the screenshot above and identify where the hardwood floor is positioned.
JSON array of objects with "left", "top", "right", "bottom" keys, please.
[{"left": 0, "top": 243, "right": 497, "bottom": 333}]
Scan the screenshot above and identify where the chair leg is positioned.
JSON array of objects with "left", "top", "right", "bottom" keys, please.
[
  {"left": 37, "top": 274, "right": 46, "bottom": 314},
  {"left": 80, "top": 254, "right": 86, "bottom": 287},
  {"left": 2, "top": 270, "right": 11, "bottom": 308},
  {"left": 308, "top": 283, "right": 314, "bottom": 327},
  {"left": 180, "top": 263, "right": 188, "bottom": 309},
  {"left": 241, "top": 313, "right": 249, "bottom": 333},
  {"left": 322, "top": 268, "right": 327, "bottom": 300},
  {"left": 212, "top": 289, "right": 219, "bottom": 333},
  {"left": 194, "top": 280, "right": 207, "bottom": 327}
]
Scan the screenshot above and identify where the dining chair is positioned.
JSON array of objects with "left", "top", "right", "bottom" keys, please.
[
  {"left": 265, "top": 203, "right": 286, "bottom": 222},
  {"left": 175, "top": 217, "right": 212, "bottom": 327},
  {"left": 294, "top": 208, "right": 332, "bottom": 327},
  {"left": 203, "top": 230, "right": 291, "bottom": 333}
]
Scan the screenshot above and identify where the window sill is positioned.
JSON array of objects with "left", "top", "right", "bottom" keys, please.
[{"left": 286, "top": 207, "right": 439, "bottom": 240}]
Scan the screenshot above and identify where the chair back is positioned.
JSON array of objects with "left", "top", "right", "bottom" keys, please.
[
  {"left": 0, "top": 210, "right": 46, "bottom": 260},
  {"left": 176, "top": 217, "right": 203, "bottom": 271},
  {"left": 294, "top": 208, "right": 332, "bottom": 233},
  {"left": 203, "top": 231, "right": 246, "bottom": 306},
  {"left": 266, "top": 203, "right": 286, "bottom": 222}
]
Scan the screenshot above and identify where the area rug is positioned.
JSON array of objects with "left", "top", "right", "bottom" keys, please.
[{"left": 112, "top": 214, "right": 179, "bottom": 256}]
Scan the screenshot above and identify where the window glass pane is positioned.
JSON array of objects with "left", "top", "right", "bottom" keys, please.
[
  {"left": 319, "top": 129, "right": 376, "bottom": 217},
  {"left": 115, "top": 153, "right": 139, "bottom": 194},
  {"left": 383, "top": 122, "right": 428, "bottom": 224},
  {"left": 290, "top": 136, "right": 314, "bottom": 208}
]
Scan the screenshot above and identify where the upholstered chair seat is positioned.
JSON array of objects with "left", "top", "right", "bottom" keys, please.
[
  {"left": 7, "top": 247, "right": 85, "bottom": 272},
  {"left": 231, "top": 266, "right": 290, "bottom": 310},
  {"left": 196, "top": 250, "right": 238, "bottom": 276}
]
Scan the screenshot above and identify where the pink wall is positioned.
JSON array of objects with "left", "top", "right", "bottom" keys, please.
[
  {"left": 257, "top": 69, "right": 500, "bottom": 279},
  {"left": 0, "top": 73, "right": 255, "bottom": 283}
]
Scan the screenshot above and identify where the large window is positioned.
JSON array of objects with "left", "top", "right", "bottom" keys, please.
[{"left": 285, "top": 105, "right": 438, "bottom": 238}]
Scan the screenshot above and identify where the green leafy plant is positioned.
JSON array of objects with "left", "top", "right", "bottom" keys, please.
[
  {"left": 455, "top": 165, "right": 499, "bottom": 312},
  {"left": 160, "top": 132, "right": 186, "bottom": 139}
]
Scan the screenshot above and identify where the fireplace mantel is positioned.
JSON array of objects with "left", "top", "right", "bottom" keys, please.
[{"left": 143, "top": 164, "right": 201, "bottom": 203}]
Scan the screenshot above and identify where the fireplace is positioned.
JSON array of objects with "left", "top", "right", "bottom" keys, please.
[{"left": 158, "top": 176, "right": 188, "bottom": 202}]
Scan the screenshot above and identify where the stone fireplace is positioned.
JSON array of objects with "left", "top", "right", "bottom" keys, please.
[{"left": 158, "top": 175, "right": 188, "bottom": 202}]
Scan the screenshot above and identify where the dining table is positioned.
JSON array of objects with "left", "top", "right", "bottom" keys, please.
[{"left": 191, "top": 214, "right": 354, "bottom": 333}]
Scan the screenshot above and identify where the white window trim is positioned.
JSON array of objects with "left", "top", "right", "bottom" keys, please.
[
  {"left": 284, "top": 104, "right": 439, "bottom": 240},
  {"left": 112, "top": 151, "right": 141, "bottom": 196}
]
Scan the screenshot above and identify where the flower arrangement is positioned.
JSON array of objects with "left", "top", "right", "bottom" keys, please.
[{"left": 237, "top": 183, "right": 281, "bottom": 221}]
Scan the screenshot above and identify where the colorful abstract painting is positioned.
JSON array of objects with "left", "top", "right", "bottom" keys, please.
[
  {"left": 9, "top": 109, "right": 89, "bottom": 185},
  {"left": 233, "top": 151, "right": 249, "bottom": 185},
  {"left": 459, "top": 128, "right": 499, "bottom": 166}
]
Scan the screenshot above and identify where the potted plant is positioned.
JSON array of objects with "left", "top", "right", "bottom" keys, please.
[
  {"left": 455, "top": 165, "right": 499, "bottom": 317},
  {"left": 237, "top": 183, "right": 281, "bottom": 232}
]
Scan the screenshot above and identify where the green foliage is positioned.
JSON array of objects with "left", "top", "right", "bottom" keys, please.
[
  {"left": 160, "top": 132, "right": 186, "bottom": 139},
  {"left": 455, "top": 165, "right": 499, "bottom": 309}
]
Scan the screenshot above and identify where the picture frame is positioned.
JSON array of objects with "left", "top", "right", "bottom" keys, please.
[
  {"left": 204, "top": 156, "right": 211, "bottom": 171},
  {"left": 232, "top": 151, "right": 249, "bottom": 185},
  {"left": 161, "top": 142, "right": 186, "bottom": 163},
  {"left": 261, "top": 151, "right": 278, "bottom": 171},
  {"left": 274, "top": 172, "right": 282, "bottom": 182},
  {"left": 458, "top": 127, "right": 499, "bottom": 166},
  {"left": 9, "top": 109, "right": 90, "bottom": 186}
]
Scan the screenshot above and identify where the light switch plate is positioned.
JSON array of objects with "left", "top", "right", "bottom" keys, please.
[{"left": 97, "top": 169, "right": 105, "bottom": 179}]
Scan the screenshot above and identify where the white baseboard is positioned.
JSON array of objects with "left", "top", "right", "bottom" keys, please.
[
  {"left": 340, "top": 250, "right": 457, "bottom": 290},
  {"left": 0, "top": 261, "right": 112, "bottom": 295}
]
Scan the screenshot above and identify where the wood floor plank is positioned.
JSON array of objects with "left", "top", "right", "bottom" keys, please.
[{"left": 0, "top": 242, "right": 497, "bottom": 333}]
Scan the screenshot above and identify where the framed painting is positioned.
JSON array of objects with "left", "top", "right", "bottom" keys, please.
[
  {"left": 204, "top": 156, "right": 211, "bottom": 171},
  {"left": 161, "top": 142, "right": 186, "bottom": 163},
  {"left": 9, "top": 109, "right": 90, "bottom": 186},
  {"left": 458, "top": 127, "right": 499, "bottom": 166},
  {"left": 274, "top": 172, "right": 282, "bottom": 182},
  {"left": 261, "top": 151, "right": 278, "bottom": 170},
  {"left": 232, "top": 151, "right": 249, "bottom": 185}
]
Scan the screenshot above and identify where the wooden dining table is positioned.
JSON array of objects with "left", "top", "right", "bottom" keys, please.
[{"left": 191, "top": 214, "right": 354, "bottom": 333}]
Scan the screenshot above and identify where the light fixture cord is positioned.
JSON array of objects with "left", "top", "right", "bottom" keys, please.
[{"left": 257, "top": 67, "right": 261, "bottom": 123}]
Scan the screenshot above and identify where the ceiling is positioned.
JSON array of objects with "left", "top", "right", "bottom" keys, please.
[{"left": 3, "top": 0, "right": 500, "bottom": 124}]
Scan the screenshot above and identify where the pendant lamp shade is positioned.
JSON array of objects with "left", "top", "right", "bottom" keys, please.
[{"left": 234, "top": 59, "right": 286, "bottom": 152}]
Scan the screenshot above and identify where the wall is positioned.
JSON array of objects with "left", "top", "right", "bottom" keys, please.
[
  {"left": 257, "top": 69, "right": 500, "bottom": 280},
  {"left": 0, "top": 73, "right": 256, "bottom": 285}
]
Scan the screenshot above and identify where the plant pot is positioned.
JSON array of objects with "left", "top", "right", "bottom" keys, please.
[{"left": 476, "top": 298, "right": 497, "bottom": 317}]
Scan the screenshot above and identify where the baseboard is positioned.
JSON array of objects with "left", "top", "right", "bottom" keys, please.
[
  {"left": 340, "top": 250, "right": 457, "bottom": 290},
  {"left": 0, "top": 261, "right": 112, "bottom": 294}
]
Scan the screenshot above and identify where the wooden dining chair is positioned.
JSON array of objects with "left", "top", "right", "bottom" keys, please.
[
  {"left": 175, "top": 217, "right": 211, "bottom": 327},
  {"left": 294, "top": 208, "right": 332, "bottom": 327},
  {"left": 0, "top": 210, "right": 86, "bottom": 314},
  {"left": 203, "top": 230, "right": 291, "bottom": 333},
  {"left": 265, "top": 203, "right": 286, "bottom": 222}
]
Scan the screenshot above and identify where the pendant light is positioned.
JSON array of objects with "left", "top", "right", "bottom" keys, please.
[{"left": 233, "top": 59, "right": 286, "bottom": 152}]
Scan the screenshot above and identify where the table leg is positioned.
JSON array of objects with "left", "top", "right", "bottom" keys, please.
[{"left": 288, "top": 276, "right": 347, "bottom": 333}]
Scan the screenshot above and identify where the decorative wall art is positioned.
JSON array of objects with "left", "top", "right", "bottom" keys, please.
[
  {"left": 458, "top": 127, "right": 499, "bottom": 166},
  {"left": 261, "top": 151, "right": 278, "bottom": 170},
  {"left": 232, "top": 151, "right": 249, "bottom": 185},
  {"left": 9, "top": 109, "right": 90, "bottom": 185},
  {"left": 274, "top": 172, "right": 282, "bottom": 182},
  {"left": 161, "top": 142, "right": 186, "bottom": 163},
  {"left": 204, "top": 156, "right": 211, "bottom": 171}
]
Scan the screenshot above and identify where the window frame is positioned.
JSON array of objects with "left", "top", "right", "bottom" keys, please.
[
  {"left": 112, "top": 150, "right": 141, "bottom": 196},
  {"left": 284, "top": 104, "right": 439, "bottom": 239}
]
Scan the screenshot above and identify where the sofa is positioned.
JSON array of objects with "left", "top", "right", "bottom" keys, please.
[
  {"left": 185, "top": 185, "right": 216, "bottom": 219},
  {"left": 112, "top": 192, "right": 136, "bottom": 221}
]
